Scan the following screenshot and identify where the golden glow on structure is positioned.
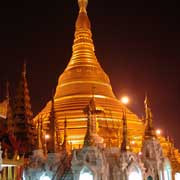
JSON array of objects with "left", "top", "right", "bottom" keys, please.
[
  {"left": 33, "top": 0, "right": 144, "bottom": 150},
  {"left": 32, "top": 0, "right": 180, "bottom": 163},
  {"left": 121, "top": 96, "right": 130, "bottom": 105}
]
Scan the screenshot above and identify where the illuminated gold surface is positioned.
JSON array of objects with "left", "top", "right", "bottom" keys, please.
[{"left": 33, "top": 0, "right": 144, "bottom": 150}]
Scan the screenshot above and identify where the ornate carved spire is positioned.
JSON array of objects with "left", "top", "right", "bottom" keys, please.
[
  {"left": 37, "top": 115, "right": 43, "bottom": 149},
  {"left": 14, "top": 62, "right": 35, "bottom": 154},
  {"left": 48, "top": 92, "right": 56, "bottom": 153},
  {"left": 121, "top": 111, "right": 128, "bottom": 152},
  {"left": 144, "top": 95, "right": 156, "bottom": 139},
  {"left": 22, "top": 61, "right": 26, "bottom": 78},
  {"left": 83, "top": 109, "right": 93, "bottom": 147},
  {"left": 83, "top": 89, "right": 105, "bottom": 147},
  {"left": 83, "top": 99, "right": 94, "bottom": 147}
]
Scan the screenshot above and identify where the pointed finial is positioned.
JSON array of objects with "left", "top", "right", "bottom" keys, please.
[
  {"left": 83, "top": 108, "right": 94, "bottom": 147},
  {"left": 37, "top": 116, "right": 43, "bottom": 149},
  {"left": 144, "top": 94, "right": 153, "bottom": 125},
  {"left": 144, "top": 94, "right": 156, "bottom": 138},
  {"left": 76, "top": 0, "right": 90, "bottom": 30},
  {"left": 47, "top": 92, "right": 56, "bottom": 153},
  {"left": 121, "top": 111, "right": 128, "bottom": 152},
  {"left": 78, "top": 0, "right": 88, "bottom": 13},
  {"left": 22, "top": 61, "right": 27, "bottom": 78},
  {"left": 144, "top": 93, "right": 151, "bottom": 120}
]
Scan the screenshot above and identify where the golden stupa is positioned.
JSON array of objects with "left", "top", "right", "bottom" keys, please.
[{"left": 34, "top": 0, "right": 146, "bottom": 150}]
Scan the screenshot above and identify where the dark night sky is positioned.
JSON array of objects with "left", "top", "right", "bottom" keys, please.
[{"left": 0, "top": 0, "right": 180, "bottom": 148}]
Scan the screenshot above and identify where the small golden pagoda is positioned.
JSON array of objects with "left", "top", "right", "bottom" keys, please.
[{"left": 34, "top": 0, "right": 144, "bottom": 150}]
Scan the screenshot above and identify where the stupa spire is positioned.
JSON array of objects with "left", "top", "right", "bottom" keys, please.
[
  {"left": 144, "top": 95, "right": 156, "bottom": 139},
  {"left": 65, "top": 0, "right": 96, "bottom": 70}
]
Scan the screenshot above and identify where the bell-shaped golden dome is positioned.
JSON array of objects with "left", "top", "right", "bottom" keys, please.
[
  {"left": 34, "top": 0, "right": 144, "bottom": 150},
  {"left": 55, "top": 0, "right": 115, "bottom": 100}
]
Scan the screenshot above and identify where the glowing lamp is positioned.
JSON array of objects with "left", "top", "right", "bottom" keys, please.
[
  {"left": 45, "top": 134, "right": 50, "bottom": 140},
  {"left": 156, "top": 129, "right": 161, "bottom": 136},
  {"left": 121, "top": 96, "right": 129, "bottom": 105}
]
